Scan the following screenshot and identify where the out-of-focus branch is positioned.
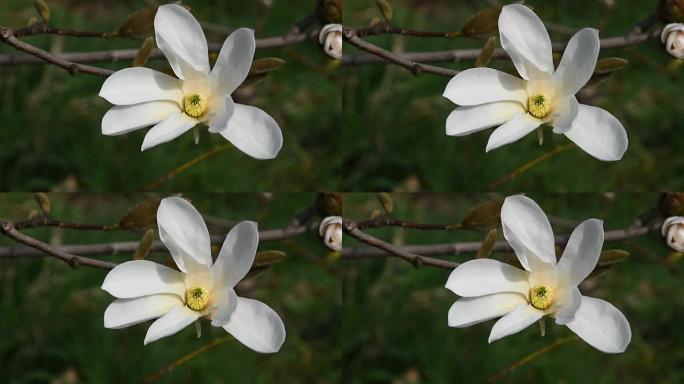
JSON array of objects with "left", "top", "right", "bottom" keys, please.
[
  {"left": 343, "top": 218, "right": 660, "bottom": 263},
  {"left": 356, "top": 21, "right": 458, "bottom": 39},
  {"left": 13, "top": 22, "right": 111, "bottom": 38},
  {"left": 356, "top": 214, "right": 459, "bottom": 231},
  {"left": 343, "top": 29, "right": 660, "bottom": 74}
]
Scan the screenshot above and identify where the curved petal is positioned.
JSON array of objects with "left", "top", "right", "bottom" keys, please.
[
  {"left": 565, "top": 296, "right": 631, "bottom": 353},
  {"left": 556, "top": 219, "right": 604, "bottom": 287},
  {"left": 448, "top": 293, "right": 527, "bottom": 328},
  {"left": 213, "top": 221, "right": 259, "bottom": 289},
  {"left": 488, "top": 303, "right": 544, "bottom": 343},
  {"left": 210, "top": 287, "right": 238, "bottom": 327},
  {"left": 99, "top": 67, "right": 183, "bottom": 105},
  {"left": 486, "top": 113, "right": 540, "bottom": 152},
  {"left": 554, "top": 28, "right": 600, "bottom": 97},
  {"left": 554, "top": 286, "right": 582, "bottom": 325},
  {"left": 101, "top": 260, "right": 185, "bottom": 299},
  {"left": 154, "top": 4, "right": 209, "bottom": 80},
  {"left": 140, "top": 111, "right": 197, "bottom": 151},
  {"left": 207, "top": 95, "right": 235, "bottom": 132},
  {"left": 445, "top": 259, "right": 529, "bottom": 297},
  {"left": 215, "top": 104, "right": 283, "bottom": 160},
  {"left": 443, "top": 68, "right": 527, "bottom": 106},
  {"left": 144, "top": 304, "right": 200, "bottom": 345},
  {"left": 210, "top": 28, "right": 256, "bottom": 95},
  {"left": 563, "top": 104, "right": 628, "bottom": 161},
  {"left": 551, "top": 96, "right": 579, "bottom": 133},
  {"left": 501, "top": 195, "right": 557, "bottom": 271},
  {"left": 446, "top": 102, "right": 524, "bottom": 136},
  {"left": 104, "top": 294, "right": 182, "bottom": 329},
  {"left": 222, "top": 297, "right": 286, "bottom": 353},
  {"left": 498, "top": 4, "right": 554, "bottom": 79},
  {"left": 157, "top": 197, "right": 212, "bottom": 273},
  {"left": 102, "top": 101, "right": 180, "bottom": 136}
]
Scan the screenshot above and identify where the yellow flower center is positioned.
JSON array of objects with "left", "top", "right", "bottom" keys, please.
[
  {"left": 527, "top": 94, "right": 552, "bottom": 118},
  {"left": 183, "top": 93, "right": 208, "bottom": 118},
  {"left": 186, "top": 287, "right": 209, "bottom": 311},
  {"left": 529, "top": 285, "right": 553, "bottom": 310}
]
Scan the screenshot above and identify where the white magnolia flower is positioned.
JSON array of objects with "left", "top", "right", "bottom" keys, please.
[
  {"left": 661, "top": 216, "right": 684, "bottom": 252},
  {"left": 101, "top": 197, "right": 286, "bottom": 352},
  {"left": 445, "top": 195, "right": 631, "bottom": 353},
  {"left": 319, "top": 216, "right": 342, "bottom": 251},
  {"left": 319, "top": 24, "right": 342, "bottom": 60},
  {"left": 444, "top": 4, "right": 628, "bottom": 161},
  {"left": 661, "top": 23, "right": 684, "bottom": 59},
  {"left": 99, "top": 4, "right": 283, "bottom": 158}
]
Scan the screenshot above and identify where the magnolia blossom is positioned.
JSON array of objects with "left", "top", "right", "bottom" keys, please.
[
  {"left": 661, "top": 216, "right": 684, "bottom": 252},
  {"left": 661, "top": 23, "right": 684, "bottom": 59},
  {"left": 319, "top": 216, "right": 342, "bottom": 252},
  {"left": 444, "top": 4, "right": 628, "bottom": 161},
  {"left": 99, "top": 4, "right": 283, "bottom": 158},
  {"left": 101, "top": 197, "right": 285, "bottom": 352},
  {"left": 319, "top": 24, "right": 342, "bottom": 60},
  {"left": 445, "top": 195, "right": 631, "bottom": 353}
]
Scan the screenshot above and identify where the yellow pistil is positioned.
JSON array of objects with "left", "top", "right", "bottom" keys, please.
[
  {"left": 527, "top": 94, "right": 552, "bottom": 119},
  {"left": 183, "top": 93, "right": 208, "bottom": 118},
  {"left": 186, "top": 287, "right": 209, "bottom": 311},
  {"left": 529, "top": 285, "right": 553, "bottom": 310}
]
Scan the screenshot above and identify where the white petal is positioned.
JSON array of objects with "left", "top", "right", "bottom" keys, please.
[
  {"left": 553, "top": 286, "right": 581, "bottom": 325},
  {"left": 551, "top": 96, "right": 579, "bottom": 133},
  {"left": 486, "top": 113, "right": 540, "bottom": 152},
  {"left": 501, "top": 195, "right": 557, "bottom": 271},
  {"left": 222, "top": 296, "right": 286, "bottom": 353},
  {"left": 565, "top": 296, "right": 631, "bottom": 353},
  {"left": 140, "top": 111, "right": 197, "bottom": 151},
  {"left": 144, "top": 304, "right": 200, "bottom": 345},
  {"left": 488, "top": 304, "right": 544, "bottom": 343},
  {"left": 554, "top": 28, "right": 600, "bottom": 97},
  {"left": 445, "top": 259, "right": 529, "bottom": 297},
  {"left": 154, "top": 4, "right": 209, "bottom": 80},
  {"left": 556, "top": 219, "right": 604, "bottom": 287},
  {"left": 448, "top": 293, "right": 527, "bottom": 328},
  {"left": 101, "top": 260, "right": 185, "bottom": 299},
  {"left": 157, "top": 197, "right": 212, "bottom": 273},
  {"left": 104, "top": 294, "right": 182, "bottom": 329},
  {"left": 210, "top": 287, "right": 238, "bottom": 327},
  {"left": 207, "top": 95, "right": 235, "bottom": 133},
  {"left": 446, "top": 102, "right": 524, "bottom": 136},
  {"left": 498, "top": 4, "right": 554, "bottom": 79},
  {"left": 443, "top": 68, "right": 527, "bottom": 106},
  {"left": 215, "top": 103, "right": 283, "bottom": 160},
  {"left": 563, "top": 104, "right": 628, "bottom": 161},
  {"left": 102, "top": 101, "right": 180, "bottom": 136},
  {"left": 210, "top": 28, "right": 256, "bottom": 95},
  {"left": 213, "top": 221, "right": 259, "bottom": 289},
  {"left": 99, "top": 67, "right": 183, "bottom": 105}
]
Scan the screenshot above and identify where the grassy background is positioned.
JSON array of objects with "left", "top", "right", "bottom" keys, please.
[
  {"left": 0, "top": 0, "right": 341, "bottom": 192},
  {"left": 342, "top": 193, "right": 684, "bottom": 383},
  {"left": 343, "top": 0, "right": 684, "bottom": 191},
  {"left": 0, "top": 193, "right": 341, "bottom": 383}
]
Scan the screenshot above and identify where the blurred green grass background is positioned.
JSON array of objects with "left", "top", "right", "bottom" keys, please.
[
  {"left": 342, "top": 193, "right": 684, "bottom": 383},
  {"left": 343, "top": 0, "right": 684, "bottom": 191},
  {"left": 0, "top": 193, "right": 341, "bottom": 383},
  {"left": 0, "top": 0, "right": 341, "bottom": 192}
]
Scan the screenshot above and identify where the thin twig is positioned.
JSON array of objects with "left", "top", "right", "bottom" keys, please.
[
  {"left": 485, "top": 143, "right": 575, "bottom": 190},
  {"left": 141, "top": 144, "right": 233, "bottom": 191},
  {"left": 14, "top": 215, "right": 118, "bottom": 231},
  {"left": 144, "top": 336, "right": 234, "bottom": 383},
  {"left": 13, "top": 22, "right": 111, "bottom": 38},
  {"left": 357, "top": 214, "right": 460, "bottom": 231},
  {"left": 0, "top": 26, "right": 114, "bottom": 77},
  {"left": 486, "top": 336, "right": 579, "bottom": 383},
  {"left": 356, "top": 21, "right": 458, "bottom": 39},
  {"left": 0, "top": 219, "right": 117, "bottom": 270}
]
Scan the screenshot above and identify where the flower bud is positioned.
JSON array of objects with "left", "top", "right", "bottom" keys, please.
[
  {"left": 316, "top": 192, "right": 342, "bottom": 217},
  {"left": 319, "top": 216, "right": 342, "bottom": 252},
  {"left": 661, "top": 23, "right": 684, "bottom": 58},
  {"left": 661, "top": 216, "right": 684, "bottom": 252},
  {"left": 319, "top": 24, "right": 342, "bottom": 60},
  {"left": 316, "top": 0, "right": 342, "bottom": 24},
  {"left": 658, "top": 0, "right": 684, "bottom": 23},
  {"left": 658, "top": 192, "right": 684, "bottom": 216}
]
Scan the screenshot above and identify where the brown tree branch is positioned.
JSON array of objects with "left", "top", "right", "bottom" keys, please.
[
  {"left": 13, "top": 22, "right": 111, "bottom": 39},
  {"left": 356, "top": 214, "right": 460, "bottom": 231},
  {"left": 356, "top": 21, "right": 458, "bottom": 39}
]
